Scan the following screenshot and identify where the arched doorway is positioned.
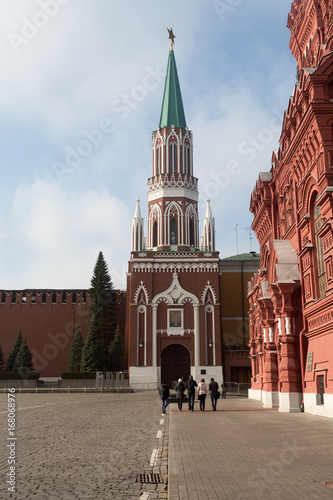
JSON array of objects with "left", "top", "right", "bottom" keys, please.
[{"left": 160, "top": 344, "right": 190, "bottom": 388}]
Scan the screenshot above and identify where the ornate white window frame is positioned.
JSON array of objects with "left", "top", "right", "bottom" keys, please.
[{"left": 167, "top": 308, "right": 184, "bottom": 336}]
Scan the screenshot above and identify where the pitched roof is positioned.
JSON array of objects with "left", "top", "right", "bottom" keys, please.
[
  {"left": 159, "top": 49, "right": 187, "bottom": 129},
  {"left": 221, "top": 253, "right": 260, "bottom": 261}
]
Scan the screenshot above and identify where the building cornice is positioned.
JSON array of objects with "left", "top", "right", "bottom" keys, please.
[{"left": 147, "top": 187, "right": 198, "bottom": 202}]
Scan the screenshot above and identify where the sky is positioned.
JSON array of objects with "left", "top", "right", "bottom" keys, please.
[{"left": 0, "top": 0, "right": 296, "bottom": 291}]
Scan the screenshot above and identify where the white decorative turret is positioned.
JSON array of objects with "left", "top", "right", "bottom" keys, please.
[
  {"left": 132, "top": 199, "right": 145, "bottom": 251},
  {"left": 201, "top": 199, "right": 215, "bottom": 251}
]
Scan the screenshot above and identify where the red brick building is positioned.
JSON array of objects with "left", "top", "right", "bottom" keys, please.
[
  {"left": 248, "top": 0, "right": 333, "bottom": 417},
  {"left": 126, "top": 35, "right": 223, "bottom": 389}
]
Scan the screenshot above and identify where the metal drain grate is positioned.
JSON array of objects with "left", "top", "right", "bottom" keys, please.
[{"left": 137, "top": 473, "right": 163, "bottom": 484}]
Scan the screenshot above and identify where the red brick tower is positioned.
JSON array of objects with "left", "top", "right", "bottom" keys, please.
[{"left": 126, "top": 32, "right": 222, "bottom": 389}]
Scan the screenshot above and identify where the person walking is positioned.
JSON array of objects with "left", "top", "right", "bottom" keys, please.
[
  {"left": 197, "top": 378, "right": 208, "bottom": 411},
  {"left": 175, "top": 378, "right": 185, "bottom": 411},
  {"left": 221, "top": 381, "right": 227, "bottom": 399},
  {"left": 209, "top": 378, "right": 219, "bottom": 411},
  {"left": 186, "top": 375, "right": 197, "bottom": 411},
  {"left": 159, "top": 380, "right": 170, "bottom": 414}
]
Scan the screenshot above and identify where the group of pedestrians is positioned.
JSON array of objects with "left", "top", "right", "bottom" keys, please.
[{"left": 159, "top": 376, "right": 227, "bottom": 413}]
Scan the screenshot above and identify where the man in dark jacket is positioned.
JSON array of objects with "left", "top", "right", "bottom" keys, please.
[
  {"left": 209, "top": 378, "right": 219, "bottom": 411},
  {"left": 159, "top": 381, "right": 170, "bottom": 414},
  {"left": 175, "top": 378, "right": 185, "bottom": 411},
  {"left": 185, "top": 375, "right": 197, "bottom": 411},
  {"left": 221, "top": 381, "right": 227, "bottom": 399}
]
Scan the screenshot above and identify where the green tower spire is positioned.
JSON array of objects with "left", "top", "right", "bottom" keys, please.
[{"left": 159, "top": 40, "right": 187, "bottom": 130}]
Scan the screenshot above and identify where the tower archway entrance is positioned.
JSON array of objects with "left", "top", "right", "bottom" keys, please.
[{"left": 160, "top": 344, "right": 190, "bottom": 388}]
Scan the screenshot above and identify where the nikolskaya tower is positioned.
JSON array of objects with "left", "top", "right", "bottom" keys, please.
[{"left": 125, "top": 29, "right": 222, "bottom": 389}]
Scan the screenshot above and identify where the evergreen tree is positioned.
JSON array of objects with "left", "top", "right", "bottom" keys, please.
[
  {"left": 6, "top": 330, "right": 23, "bottom": 371},
  {"left": 0, "top": 344, "right": 5, "bottom": 370},
  {"left": 108, "top": 326, "right": 123, "bottom": 371},
  {"left": 80, "top": 313, "right": 103, "bottom": 372},
  {"left": 14, "top": 337, "right": 34, "bottom": 371},
  {"left": 88, "top": 251, "right": 116, "bottom": 371},
  {"left": 67, "top": 324, "right": 84, "bottom": 372}
]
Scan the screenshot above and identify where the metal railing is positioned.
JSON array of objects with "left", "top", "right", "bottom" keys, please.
[
  {"left": 129, "top": 382, "right": 158, "bottom": 390},
  {"left": 225, "top": 382, "right": 251, "bottom": 395}
]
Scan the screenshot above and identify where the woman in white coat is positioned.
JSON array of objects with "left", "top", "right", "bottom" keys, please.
[{"left": 197, "top": 378, "right": 208, "bottom": 411}]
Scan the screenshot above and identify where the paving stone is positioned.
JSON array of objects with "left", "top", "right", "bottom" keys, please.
[
  {"left": 5, "top": 391, "right": 329, "bottom": 500},
  {"left": 0, "top": 391, "right": 168, "bottom": 499},
  {"left": 168, "top": 397, "right": 333, "bottom": 500}
]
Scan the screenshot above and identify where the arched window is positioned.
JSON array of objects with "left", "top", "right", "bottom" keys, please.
[
  {"left": 170, "top": 218, "right": 177, "bottom": 245},
  {"left": 169, "top": 143, "right": 176, "bottom": 173},
  {"left": 156, "top": 145, "right": 161, "bottom": 175},
  {"left": 189, "top": 220, "right": 194, "bottom": 246},
  {"left": 314, "top": 196, "right": 326, "bottom": 297},
  {"left": 184, "top": 145, "right": 190, "bottom": 175},
  {"left": 153, "top": 221, "right": 158, "bottom": 248}
]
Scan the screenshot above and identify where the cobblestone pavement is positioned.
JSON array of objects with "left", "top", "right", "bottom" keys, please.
[
  {"left": 168, "top": 397, "right": 333, "bottom": 500},
  {"left": 0, "top": 391, "right": 168, "bottom": 499}
]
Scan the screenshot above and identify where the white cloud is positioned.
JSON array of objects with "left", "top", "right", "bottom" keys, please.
[
  {"left": 0, "top": 179, "right": 131, "bottom": 289},
  {"left": 0, "top": 0, "right": 296, "bottom": 287}
]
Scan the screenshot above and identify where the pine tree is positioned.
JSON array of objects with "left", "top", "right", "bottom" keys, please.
[
  {"left": 14, "top": 337, "right": 34, "bottom": 372},
  {"left": 67, "top": 324, "right": 84, "bottom": 372},
  {"left": 108, "top": 326, "right": 123, "bottom": 371},
  {"left": 80, "top": 313, "right": 103, "bottom": 372},
  {"left": 88, "top": 251, "right": 116, "bottom": 371},
  {"left": 6, "top": 330, "right": 23, "bottom": 371},
  {"left": 0, "top": 344, "right": 5, "bottom": 370}
]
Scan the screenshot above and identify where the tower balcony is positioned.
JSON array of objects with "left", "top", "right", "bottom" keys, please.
[{"left": 148, "top": 173, "right": 198, "bottom": 193}]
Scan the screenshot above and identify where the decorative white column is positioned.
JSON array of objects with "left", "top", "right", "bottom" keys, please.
[
  {"left": 205, "top": 304, "right": 215, "bottom": 365},
  {"left": 194, "top": 304, "right": 200, "bottom": 367},
  {"left": 137, "top": 305, "right": 147, "bottom": 366},
  {"left": 144, "top": 309, "right": 147, "bottom": 366},
  {"left": 152, "top": 304, "right": 158, "bottom": 367},
  {"left": 285, "top": 317, "right": 291, "bottom": 335},
  {"left": 213, "top": 310, "right": 216, "bottom": 366}
]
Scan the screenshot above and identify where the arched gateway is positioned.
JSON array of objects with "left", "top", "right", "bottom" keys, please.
[{"left": 161, "top": 344, "right": 190, "bottom": 387}]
